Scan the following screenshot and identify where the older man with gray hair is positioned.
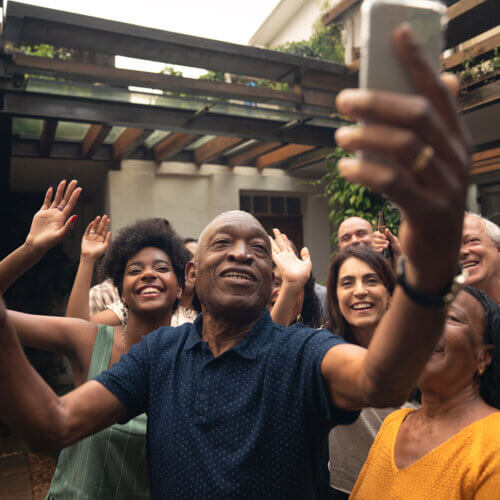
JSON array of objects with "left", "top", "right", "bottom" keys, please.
[{"left": 460, "top": 212, "right": 500, "bottom": 303}]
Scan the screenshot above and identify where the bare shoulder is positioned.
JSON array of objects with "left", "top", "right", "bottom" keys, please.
[{"left": 90, "top": 309, "right": 121, "bottom": 326}]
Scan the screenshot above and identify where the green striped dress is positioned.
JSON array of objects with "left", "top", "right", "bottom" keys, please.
[{"left": 47, "top": 325, "right": 150, "bottom": 499}]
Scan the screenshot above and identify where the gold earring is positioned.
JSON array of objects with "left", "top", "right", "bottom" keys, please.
[{"left": 477, "top": 367, "right": 484, "bottom": 376}]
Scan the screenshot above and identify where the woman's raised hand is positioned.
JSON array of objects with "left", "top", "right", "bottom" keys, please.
[
  {"left": 25, "top": 180, "right": 82, "bottom": 254},
  {"left": 81, "top": 216, "right": 111, "bottom": 261},
  {"left": 270, "top": 228, "right": 312, "bottom": 288}
]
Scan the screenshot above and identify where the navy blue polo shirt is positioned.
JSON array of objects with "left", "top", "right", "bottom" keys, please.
[{"left": 96, "top": 310, "right": 358, "bottom": 499}]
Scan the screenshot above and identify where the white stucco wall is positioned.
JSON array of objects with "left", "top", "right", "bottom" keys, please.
[
  {"left": 106, "top": 160, "right": 332, "bottom": 283},
  {"left": 267, "top": 0, "right": 322, "bottom": 48}
]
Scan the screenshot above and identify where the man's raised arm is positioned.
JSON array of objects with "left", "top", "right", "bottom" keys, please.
[
  {"left": 321, "top": 26, "right": 469, "bottom": 410},
  {"left": 0, "top": 296, "right": 126, "bottom": 453}
]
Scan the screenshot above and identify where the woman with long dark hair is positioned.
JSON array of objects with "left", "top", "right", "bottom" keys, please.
[{"left": 324, "top": 246, "right": 418, "bottom": 499}]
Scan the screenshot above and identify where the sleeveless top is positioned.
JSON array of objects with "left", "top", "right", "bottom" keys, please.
[{"left": 47, "top": 325, "right": 150, "bottom": 499}]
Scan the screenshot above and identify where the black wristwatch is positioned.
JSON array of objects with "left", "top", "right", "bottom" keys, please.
[{"left": 396, "top": 257, "right": 467, "bottom": 308}]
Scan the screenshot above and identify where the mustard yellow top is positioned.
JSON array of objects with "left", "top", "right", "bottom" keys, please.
[{"left": 351, "top": 408, "right": 500, "bottom": 500}]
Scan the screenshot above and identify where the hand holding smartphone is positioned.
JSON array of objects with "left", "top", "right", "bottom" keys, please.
[{"left": 360, "top": 0, "right": 447, "bottom": 94}]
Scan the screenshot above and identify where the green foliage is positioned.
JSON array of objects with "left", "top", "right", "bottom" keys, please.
[
  {"left": 5, "top": 41, "right": 74, "bottom": 60},
  {"left": 199, "top": 20, "right": 344, "bottom": 87},
  {"left": 274, "top": 22, "right": 344, "bottom": 63},
  {"left": 160, "top": 66, "right": 184, "bottom": 77},
  {"left": 453, "top": 45, "right": 500, "bottom": 91},
  {"left": 199, "top": 71, "right": 225, "bottom": 82},
  {"left": 317, "top": 147, "right": 401, "bottom": 248}
]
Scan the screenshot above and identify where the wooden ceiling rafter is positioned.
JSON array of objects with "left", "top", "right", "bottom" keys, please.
[
  {"left": 285, "top": 147, "right": 334, "bottom": 170},
  {"left": 154, "top": 132, "right": 201, "bottom": 163},
  {"left": 255, "top": 144, "right": 316, "bottom": 169},
  {"left": 113, "top": 127, "right": 153, "bottom": 160},
  {"left": 227, "top": 141, "right": 283, "bottom": 167},
  {"left": 81, "top": 124, "right": 112, "bottom": 159},
  {"left": 193, "top": 136, "right": 246, "bottom": 166},
  {"left": 40, "top": 119, "right": 58, "bottom": 157}
]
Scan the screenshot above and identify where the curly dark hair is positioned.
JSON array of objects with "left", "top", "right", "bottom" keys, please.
[
  {"left": 103, "top": 218, "right": 190, "bottom": 301},
  {"left": 324, "top": 246, "right": 395, "bottom": 344},
  {"left": 463, "top": 286, "right": 500, "bottom": 409}
]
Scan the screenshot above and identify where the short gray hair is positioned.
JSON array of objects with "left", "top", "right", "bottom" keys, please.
[{"left": 466, "top": 212, "right": 500, "bottom": 246}]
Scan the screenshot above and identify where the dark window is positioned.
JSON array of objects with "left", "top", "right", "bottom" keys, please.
[
  {"left": 253, "top": 196, "right": 269, "bottom": 214},
  {"left": 270, "top": 197, "right": 285, "bottom": 214},
  {"left": 286, "top": 197, "right": 301, "bottom": 215},
  {"left": 240, "top": 194, "right": 251, "bottom": 212}
]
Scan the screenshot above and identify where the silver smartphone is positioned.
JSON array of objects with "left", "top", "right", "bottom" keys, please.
[{"left": 360, "top": 0, "right": 447, "bottom": 94}]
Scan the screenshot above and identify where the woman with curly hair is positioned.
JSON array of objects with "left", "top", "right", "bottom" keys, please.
[
  {"left": 351, "top": 287, "right": 500, "bottom": 499},
  {"left": 0, "top": 181, "right": 190, "bottom": 498}
]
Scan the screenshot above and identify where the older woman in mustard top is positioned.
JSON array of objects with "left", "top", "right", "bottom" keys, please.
[{"left": 351, "top": 286, "right": 500, "bottom": 499}]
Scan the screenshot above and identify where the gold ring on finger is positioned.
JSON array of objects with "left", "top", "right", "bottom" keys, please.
[{"left": 411, "top": 145, "right": 434, "bottom": 173}]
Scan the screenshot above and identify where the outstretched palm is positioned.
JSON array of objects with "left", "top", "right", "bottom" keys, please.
[
  {"left": 81, "top": 215, "right": 111, "bottom": 261},
  {"left": 26, "top": 180, "right": 81, "bottom": 253},
  {"left": 270, "top": 228, "right": 312, "bottom": 287}
]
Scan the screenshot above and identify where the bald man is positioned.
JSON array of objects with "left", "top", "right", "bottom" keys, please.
[{"left": 337, "top": 217, "right": 374, "bottom": 250}]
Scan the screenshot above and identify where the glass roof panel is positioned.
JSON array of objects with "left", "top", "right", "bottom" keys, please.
[
  {"left": 144, "top": 130, "right": 170, "bottom": 148},
  {"left": 55, "top": 121, "right": 90, "bottom": 141},
  {"left": 103, "top": 126, "right": 126, "bottom": 144},
  {"left": 12, "top": 118, "right": 44, "bottom": 138}
]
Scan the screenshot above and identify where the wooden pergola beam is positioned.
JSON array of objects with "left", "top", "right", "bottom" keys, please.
[
  {"left": 113, "top": 128, "right": 153, "bottom": 160},
  {"left": 322, "top": 0, "right": 358, "bottom": 26},
  {"left": 286, "top": 147, "right": 334, "bottom": 170},
  {"left": 154, "top": 132, "right": 200, "bottom": 163},
  {"left": 256, "top": 144, "right": 316, "bottom": 169},
  {"left": 442, "top": 29, "right": 500, "bottom": 71},
  {"left": 227, "top": 142, "right": 282, "bottom": 167},
  {"left": 81, "top": 124, "right": 112, "bottom": 159},
  {"left": 194, "top": 136, "right": 246, "bottom": 166},
  {"left": 40, "top": 119, "right": 58, "bottom": 157}
]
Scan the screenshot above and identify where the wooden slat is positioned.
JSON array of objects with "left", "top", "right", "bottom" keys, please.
[
  {"left": 472, "top": 147, "right": 500, "bottom": 163},
  {"left": 446, "top": 0, "right": 498, "bottom": 49},
  {"left": 12, "top": 54, "right": 303, "bottom": 107},
  {"left": 470, "top": 163, "right": 500, "bottom": 176},
  {"left": 113, "top": 128, "right": 153, "bottom": 160},
  {"left": 194, "top": 136, "right": 245, "bottom": 165},
  {"left": 154, "top": 132, "right": 200, "bottom": 163},
  {"left": 442, "top": 30, "right": 500, "bottom": 71},
  {"left": 322, "top": 0, "right": 359, "bottom": 25},
  {"left": 227, "top": 142, "right": 282, "bottom": 167},
  {"left": 473, "top": 157, "right": 500, "bottom": 168},
  {"left": 300, "top": 70, "right": 356, "bottom": 92},
  {"left": 286, "top": 147, "right": 334, "bottom": 170},
  {"left": 256, "top": 144, "right": 315, "bottom": 169},
  {"left": 458, "top": 80, "right": 500, "bottom": 112},
  {"left": 81, "top": 124, "right": 111, "bottom": 159},
  {"left": 448, "top": 0, "right": 487, "bottom": 21},
  {"left": 40, "top": 119, "right": 58, "bottom": 157}
]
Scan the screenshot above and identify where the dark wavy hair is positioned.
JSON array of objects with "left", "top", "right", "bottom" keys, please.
[
  {"left": 300, "top": 273, "right": 322, "bottom": 328},
  {"left": 463, "top": 286, "right": 500, "bottom": 409},
  {"left": 103, "top": 218, "right": 190, "bottom": 305},
  {"left": 324, "top": 246, "right": 395, "bottom": 344}
]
